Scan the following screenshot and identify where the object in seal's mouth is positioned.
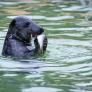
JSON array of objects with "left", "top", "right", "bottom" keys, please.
[{"left": 34, "top": 33, "right": 48, "bottom": 54}]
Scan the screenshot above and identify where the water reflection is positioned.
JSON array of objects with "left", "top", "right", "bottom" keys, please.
[
  {"left": 0, "top": 0, "right": 92, "bottom": 92},
  {"left": 22, "top": 87, "right": 61, "bottom": 92}
]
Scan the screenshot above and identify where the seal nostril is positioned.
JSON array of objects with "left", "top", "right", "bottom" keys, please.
[{"left": 39, "top": 28, "right": 44, "bottom": 35}]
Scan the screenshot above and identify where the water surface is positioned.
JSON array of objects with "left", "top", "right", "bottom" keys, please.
[{"left": 0, "top": 0, "right": 92, "bottom": 92}]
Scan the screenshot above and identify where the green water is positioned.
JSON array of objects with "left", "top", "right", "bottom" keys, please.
[{"left": 0, "top": 0, "right": 92, "bottom": 92}]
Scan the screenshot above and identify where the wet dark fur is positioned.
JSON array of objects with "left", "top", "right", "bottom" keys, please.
[{"left": 2, "top": 16, "right": 47, "bottom": 57}]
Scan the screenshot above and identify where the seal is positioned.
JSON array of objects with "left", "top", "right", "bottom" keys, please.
[{"left": 2, "top": 16, "right": 47, "bottom": 57}]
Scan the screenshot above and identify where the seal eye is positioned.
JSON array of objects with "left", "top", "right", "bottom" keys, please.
[{"left": 24, "top": 22, "right": 30, "bottom": 28}]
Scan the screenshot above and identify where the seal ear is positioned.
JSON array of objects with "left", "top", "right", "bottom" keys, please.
[
  {"left": 9, "top": 19, "right": 16, "bottom": 28},
  {"left": 7, "top": 19, "right": 16, "bottom": 36}
]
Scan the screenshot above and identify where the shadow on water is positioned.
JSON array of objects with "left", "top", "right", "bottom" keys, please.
[{"left": 0, "top": 0, "right": 92, "bottom": 92}]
